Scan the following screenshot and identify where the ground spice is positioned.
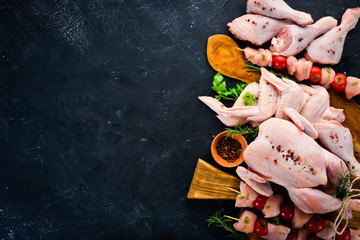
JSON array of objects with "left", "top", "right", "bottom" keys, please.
[{"left": 216, "top": 137, "right": 242, "bottom": 162}]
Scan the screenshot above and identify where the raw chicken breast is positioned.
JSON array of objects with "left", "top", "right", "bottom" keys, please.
[
  {"left": 345, "top": 76, "right": 360, "bottom": 99},
  {"left": 228, "top": 14, "right": 289, "bottom": 46},
  {"left": 351, "top": 229, "right": 360, "bottom": 240},
  {"left": 270, "top": 17, "right": 337, "bottom": 56},
  {"left": 297, "top": 229, "right": 310, "bottom": 240},
  {"left": 305, "top": 8, "right": 360, "bottom": 65},
  {"left": 262, "top": 223, "right": 290, "bottom": 240},
  {"left": 316, "top": 220, "right": 335, "bottom": 239},
  {"left": 294, "top": 58, "right": 312, "bottom": 81},
  {"left": 246, "top": 0, "right": 313, "bottom": 26},
  {"left": 320, "top": 67, "right": 336, "bottom": 89},
  {"left": 286, "top": 56, "right": 297, "bottom": 75},
  {"left": 235, "top": 181, "right": 259, "bottom": 208},
  {"left": 244, "top": 47, "right": 272, "bottom": 67},
  {"left": 233, "top": 210, "right": 257, "bottom": 233},
  {"left": 290, "top": 206, "right": 313, "bottom": 228},
  {"left": 262, "top": 194, "right": 283, "bottom": 218}
]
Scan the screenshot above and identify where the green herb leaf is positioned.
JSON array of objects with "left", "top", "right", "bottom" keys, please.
[
  {"left": 206, "top": 209, "right": 249, "bottom": 240},
  {"left": 262, "top": 54, "right": 266, "bottom": 61},
  {"left": 242, "top": 61, "right": 298, "bottom": 82},
  {"left": 211, "top": 72, "right": 247, "bottom": 101},
  {"left": 333, "top": 162, "right": 356, "bottom": 198},
  {"left": 351, "top": 82, "right": 359, "bottom": 86},
  {"left": 242, "top": 92, "right": 256, "bottom": 106},
  {"left": 226, "top": 123, "right": 259, "bottom": 141}
]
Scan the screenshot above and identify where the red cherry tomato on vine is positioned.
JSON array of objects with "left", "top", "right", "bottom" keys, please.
[
  {"left": 286, "top": 228, "right": 298, "bottom": 240},
  {"left": 280, "top": 204, "right": 294, "bottom": 221},
  {"left": 305, "top": 215, "right": 325, "bottom": 233},
  {"left": 254, "top": 219, "right": 268, "bottom": 236},
  {"left": 309, "top": 66, "right": 322, "bottom": 83},
  {"left": 331, "top": 73, "right": 347, "bottom": 92},
  {"left": 272, "top": 55, "right": 287, "bottom": 71},
  {"left": 253, "top": 195, "right": 267, "bottom": 210},
  {"left": 336, "top": 225, "right": 351, "bottom": 240}
]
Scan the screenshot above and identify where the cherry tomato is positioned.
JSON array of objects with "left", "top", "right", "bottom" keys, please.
[
  {"left": 254, "top": 219, "right": 268, "bottom": 236},
  {"left": 331, "top": 73, "right": 347, "bottom": 92},
  {"left": 272, "top": 55, "right": 287, "bottom": 71},
  {"left": 286, "top": 228, "right": 298, "bottom": 240},
  {"left": 309, "top": 66, "right": 322, "bottom": 83},
  {"left": 253, "top": 195, "right": 267, "bottom": 210},
  {"left": 336, "top": 225, "right": 351, "bottom": 240},
  {"left": 305, "top": 215, "right": 325, "bottom": 233},
  {"left": 307, "top": 236, "right": 320, "bottom": 240},
  {"left": 280, "top": 204, "right": 294, "bottom": 221}
]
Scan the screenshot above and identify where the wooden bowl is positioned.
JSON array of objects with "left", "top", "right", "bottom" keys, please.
[{"left": 211, "top": 131, "right": 248, "bottom": 168}]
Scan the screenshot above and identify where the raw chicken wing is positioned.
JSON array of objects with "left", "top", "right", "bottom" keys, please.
[
  {"left": 299, "top": 85, "right": 330, "bottom": 123},
  {"left": 271, "top": 16, "right": 337, "bottom": 56},
  {"left": 228, "top": 14, "right": 289, "bottom": 46},
  {"left": 246, "top": 0, "right": 313, "bottom": 26},
  {"left": 305, "top": 8, "right": 360, "bottom": 65}
]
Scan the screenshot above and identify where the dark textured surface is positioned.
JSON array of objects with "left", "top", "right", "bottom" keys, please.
[{"left": 0, "top": 0, "right": 359, "bottom": 239}]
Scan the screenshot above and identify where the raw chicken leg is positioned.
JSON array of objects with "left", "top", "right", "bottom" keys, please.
[
  {"left": 314, "top": 119, "right": 360, "bottom": 177},
  {"left": 270, "top": 16, "right": 337, "bottom": 56},
  {"left": 246, "top": 0, "right": 313, "bottom": 26},
  {"left": 228, "top": 14, "right": 289, "bottom": 46},
  {"left": 305, "top": 8, "right": 360, "bottom": 65}
]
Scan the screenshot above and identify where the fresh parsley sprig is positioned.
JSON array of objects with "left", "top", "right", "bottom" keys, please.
[
  {"left": 206, "top": 209, "right": 249, "bottom": 240},
  {"left": 242, "top": 92, "right": 256, "bottom": 106},
  {"left": 212, "top": 73, "right": 247, "bottom": 101}
]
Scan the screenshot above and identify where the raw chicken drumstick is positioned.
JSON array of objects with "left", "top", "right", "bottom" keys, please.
[
  {"left": 305, "top": 7, "right": 360, "bottom": 65},
  {"left": 246, "top": 0, "right": 313, "bottom": 26},
  {"left": 228, "top": 14, "right": 290, "bottom": 46},
  {"left": 270, "top": 16, "right": 337, "bottom": 56}
]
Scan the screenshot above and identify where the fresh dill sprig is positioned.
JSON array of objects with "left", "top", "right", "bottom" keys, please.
[
  {"left": 206, "top": 209, "right": 249, "bottom": 240},
  {"left": 226, "top": 123, "right": 259, "bottom": 141},
  {"left": 333, "top": 162, "right": 356, "bottom": 198},
  {"left": 242, "top": 61, "right": 297, "bottom": 82}
]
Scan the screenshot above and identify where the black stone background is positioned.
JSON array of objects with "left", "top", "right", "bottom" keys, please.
[{"left": 0, "top": 0, "right": 359, "bottom": 239}]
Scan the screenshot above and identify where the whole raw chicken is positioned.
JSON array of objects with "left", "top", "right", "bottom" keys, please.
[{"left": 237, "top": 114, "right": 360, "bottom": 214}]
